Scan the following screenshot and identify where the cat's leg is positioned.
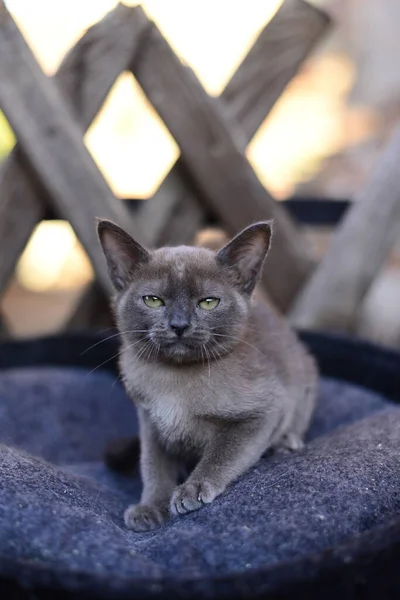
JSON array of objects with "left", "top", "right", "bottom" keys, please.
[
  {"left": 275, "top": 357, "right": 318, "bottom": 453},
  {"left": 124, "top": 408, "right": 179, "bottom": 531},
  {"left": 170, "top": 415, "right": 277, "bottom": 515}
]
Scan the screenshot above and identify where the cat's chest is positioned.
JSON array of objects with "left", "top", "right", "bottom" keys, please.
[
  {"left": 147, "top": 393, "right": 188, "bottom": 439},
  {"left": 121, "top": 355, "right": 208, "bottom": 446},
  {"left": 146, "top": 389, "right": 208, "bottom": 452}
]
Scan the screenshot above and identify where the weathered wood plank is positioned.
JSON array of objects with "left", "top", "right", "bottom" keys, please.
[
  {"left": 0, "top": 157, "right": 44, "bottom": 295},
  {"left": 290, "top": 124, "right": 400, "bottom": 331},
  {"left": 130, "top": 6, "right": 315, "bottom": 311},
  {"left": 222, "top": 0, "right": 330, "bottom": 140},
  {"left": 0, "top": 0, "right": 329, "bottom": 329},
  {"left": 0, "top": 3, "right": 148, "bottom": 291},
  {"left": 0, "top": 2, "right": 148, "bottom": 294},
  {"left": 136, "top": 168, "right": 205, "bottom": 247},
  {"left": 137, "top": 0, "right": 330, "bottom": 251},
  {"left": 55, "top": 5, "right": 150, "bottom": 130}
]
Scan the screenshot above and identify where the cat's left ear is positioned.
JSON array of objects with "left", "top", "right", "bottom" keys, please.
[{"left": 216, "top": 221, "right": 272, "bottom": 294}]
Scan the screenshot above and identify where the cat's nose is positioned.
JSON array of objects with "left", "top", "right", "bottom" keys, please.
[{"left": 169, "top": 315, "right": 190, "bottom": 337}]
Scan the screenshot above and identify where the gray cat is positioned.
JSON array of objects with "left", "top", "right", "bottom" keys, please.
[{"left": 97, "top": 219, "right": 318, "bottom": 531}]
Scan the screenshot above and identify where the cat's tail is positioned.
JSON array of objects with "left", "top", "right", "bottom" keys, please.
[{"left": 104, "top": 435, "right": 140, "bottom": 473}]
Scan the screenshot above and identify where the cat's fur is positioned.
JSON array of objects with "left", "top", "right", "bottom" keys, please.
[{"left": 98, "top": 219, "right": 318, "bottom": 531}]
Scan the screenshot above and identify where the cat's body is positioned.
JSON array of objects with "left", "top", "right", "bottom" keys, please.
[
  {"left": 98, "top": 220, "right": 318, "bottom": 531},
  {"left": 121, "top": 300, "right": 316, "bottom": 460}
]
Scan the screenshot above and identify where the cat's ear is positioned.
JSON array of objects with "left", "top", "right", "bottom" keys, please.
[
  {"left": 97, "top": 219, "right": 150, "bottom": 291},
  {"left": 216, "top": 221, "right": 272, "bottom": 294}
]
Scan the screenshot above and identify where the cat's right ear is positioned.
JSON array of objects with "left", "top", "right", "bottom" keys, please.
[
  {"left": 97, "top": 220, "right": 150, "bottom": 291},
  {"left": 216, "top": 221, "right": 272, "bottom": 295}
]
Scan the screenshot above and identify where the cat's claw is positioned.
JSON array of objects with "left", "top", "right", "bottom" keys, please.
[
  {"left": 281, "top": 433, "right": 305, "bottom": 451},
  {"left": 170, "top": 480, "right": 221, "bottom": 515},
  {"left": 124, "top": 503, "right": 168, "bottom": 531},
  {"left": 275, "top": 433, "right": 305, "bottom": 453}
]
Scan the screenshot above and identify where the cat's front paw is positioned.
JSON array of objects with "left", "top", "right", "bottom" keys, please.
[
  {"left": 124, "top": 503, "right": 168, "bottom": 531},
  {"left": 170, "top": 480, "right": 222, "bottom": 516}
]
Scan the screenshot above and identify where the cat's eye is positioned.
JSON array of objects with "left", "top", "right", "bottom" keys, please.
[
  {"left": 143, "top": 295, "right": 165, "bottom": 308},
  {"left": 198, "top": 297, "right": 220, "bottom": 310}
]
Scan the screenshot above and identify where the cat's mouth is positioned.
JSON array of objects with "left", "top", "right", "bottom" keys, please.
[
  {"left": 147, "top": 332, "right": 221, "bottom": 363},
  {"left": 162, "top": 339, "right": 198, "bottom": 351},
  {"left": 154, "top": 333, "right": 208, "bottom": 349},
  {"left": 156, "top": 337, "right": 206, "bottom": 361}
]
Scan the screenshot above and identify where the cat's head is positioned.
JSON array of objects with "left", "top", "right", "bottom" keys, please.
[{"left": 97, "top": 220, "right": 272, "bottom": 365}]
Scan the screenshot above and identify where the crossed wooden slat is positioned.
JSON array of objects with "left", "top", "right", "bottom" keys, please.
[
  {"left": 290, "top": 124, "right": 400, "bottom": 331},
  {"left": 0, "top": 4, "right": 150, "bottom": 295},
  {"left": 1, "top": 0, "right": 360, "bottom": 335},
  {"left": 0, "top": 0, "right": 328, "bottom": 316},
  {"left": 130, "top": 6, "right": 318, "bottom": 310},
  {"left": 0, "top": 0, "right": 399, "bottom": 339}
]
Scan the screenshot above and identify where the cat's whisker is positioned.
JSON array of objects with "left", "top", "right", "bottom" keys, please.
[
  {"left": 212, "top": 333, "right": 266, "bottom": 356},
  {"left": 134, "top": 340, "right": 151, "bottom": 362},
  {"left": 87, "top": 337, "right": 148, "bottom": 374},
  {"left": 154, "top": 341, "right": 161, "bottom": 363},
  {"left": 81, "top": 330, "right": 150, "bottom": 355},
  {"left": 141, "top": 347, "right": 150, "bottom": 364},
  {"left": 87, "top": 351, "right": 123, "bottom": 375},
  {"left": 82, "top": 333, "right": 123, "bottom": 356},
  {"left": 207, "top": 325, "right": 263, "bottom": 338},
  {"left": 136, "top": 339, "right": 157, "bottom": 364},
  {"left": 200, "top": 344, "right": 205, "bottom": 368},
  {"left": 215, "top": 343, "right": 226, "bottom": 361},
  {"left": 125, "top": 338, "right": 148, "bottom": 354},
  {"left": 209, "top": 346, "right": 220, "bottom": 364},
  {"left": 208, "top": 324, "right": 265, "bottom": 333},
  {"left": 203, "top": 344, "right": 211, "bottom": 379},
  {"left": 110, "top": 373, "right": 123, "bottom": 392},
  {"left": 144, "top": 341, "right": 156, "bottom": 364},
  {"left": 151, "top": 343, "right": 160, "bottom": 363},
  {"left": 213, "top": 340, "right": 229, "bottom": 359}
]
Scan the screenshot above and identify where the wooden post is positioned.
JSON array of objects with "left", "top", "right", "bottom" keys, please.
[
  {"left": 0, "top": 3, "right": 150, "bottom": 294},
  {"left": 0, "top": 2, "right": 148, "bottom": 294},
  {"left": 290, "top": 124, "right": 400, "bottom": 331},
  {"left": 222, "top": 0, "right": 330, "bottom": 141}
]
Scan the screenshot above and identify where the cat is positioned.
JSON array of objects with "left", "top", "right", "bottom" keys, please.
[{"left": 97, "top": 219, "right": 318, "bottom": 531}]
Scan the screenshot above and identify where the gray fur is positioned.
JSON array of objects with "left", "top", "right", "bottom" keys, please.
[{"left": 97, "top": 220, "right": 318, "bottom": 531}]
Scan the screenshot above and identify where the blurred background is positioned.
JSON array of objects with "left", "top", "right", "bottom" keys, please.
[{"left": 1, "top": 0, "right": 400, "bottom": 346}]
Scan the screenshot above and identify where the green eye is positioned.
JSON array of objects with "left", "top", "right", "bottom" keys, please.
[
  {"left": 198, "top": 297, "right": 220, "bottom": 310},
  {"left": 143, "top": 295, "right": 165, "bottom": 308}
]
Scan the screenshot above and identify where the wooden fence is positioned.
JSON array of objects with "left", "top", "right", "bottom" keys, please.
[{"left": 0, "top": 0, "right": 400, "bottom": 340}]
